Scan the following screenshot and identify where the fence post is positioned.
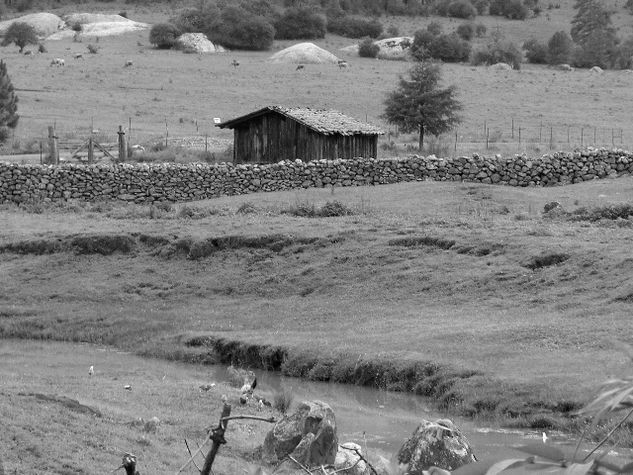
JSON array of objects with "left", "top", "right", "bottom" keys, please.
[
  {"left": 454, "top": 130, "right": 458, "bottom": 152},
  {"left": 39, "top": 141, "right": 43, "bottom": 165},
  {"left": 581, "top": 127, "right": 584, "bottom": 148},
  {"left": 48, "top": 126, "right": 58, "bottom": 165},
  {"left": 511, "top": 117, "right": 514, "bottom": 139},
  {"left": 550, "top": 126, "right": 553, "bottom": 150},
  {"left": 539, "top": 121, "right": 542, "bottom": 143},
  {"left": 518, "top": 127, "right": 521, "bottom": 145},
  {"left": 118, "top": 125, "right": 127, "bottom": 161},
  {"left": 486, "top": 128, "right": 489, "bottom": 149},
  {"left": 593, "top": 127, "right": 597, "bottom": 145},
  {"left": 88, "top": 136, "right": 94, "bottom": 163},
  {"left": 165, "top": 117, "right": 169, "bottom": 148},
  {"left": 205, "top": 134, "right": 208, "bottom": 153}
]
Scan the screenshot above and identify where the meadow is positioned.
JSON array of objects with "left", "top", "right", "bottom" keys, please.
[
  {"left": 2, "top": 177, "right": 633, "bottom": 430},
  {"left": 2, "top": 0, "right": 633, "bottom": 158}
]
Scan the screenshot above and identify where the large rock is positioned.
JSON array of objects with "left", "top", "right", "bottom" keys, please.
[
  {"left": 263, "top": 400, "right": 338, "bottom": 467},
  {"left": 396, "top": 419, "right": 476, "bottom": 474},
  {"left": 334, "top": 442, "right": 367, "bottom": 475}
]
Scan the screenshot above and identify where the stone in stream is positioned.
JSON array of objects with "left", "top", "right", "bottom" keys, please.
[
  {"left": 263, "top": 400, "right": 338, "bottom": 469},
  {"left": 396, "top": 418, "right": 476, "bottom": 474}
]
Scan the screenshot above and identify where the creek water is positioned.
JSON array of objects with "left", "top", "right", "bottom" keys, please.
[{"left": 4, "top": 339, "right": 628, "bottom": 466}]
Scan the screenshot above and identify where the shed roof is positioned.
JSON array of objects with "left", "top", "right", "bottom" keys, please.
[{"left": 216, "top": 106, "right": 384, "bottom": 136}]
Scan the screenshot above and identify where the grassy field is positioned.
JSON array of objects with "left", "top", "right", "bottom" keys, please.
[
  {"left": 0, "top": 338, "right": 278, "bottom": 474},
  {"left": 2, "top": 0, "right": 633, "bottom": 158},
  {"left": 1, "top": 177, "right": 633, "bottom": 431}
]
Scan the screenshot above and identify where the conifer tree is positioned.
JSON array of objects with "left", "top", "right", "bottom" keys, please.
[{"left": 0, "top": 60, "right": 19, "bottom": 142}]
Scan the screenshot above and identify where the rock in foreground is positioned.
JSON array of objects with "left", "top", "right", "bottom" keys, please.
[
  {"left": 396, "top": 419, "right": 476, "bottom": 474},
  {"left": 263, "top": 400, "right": 338, "bottom": 468}
]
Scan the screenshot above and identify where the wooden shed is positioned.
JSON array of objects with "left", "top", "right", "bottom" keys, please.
[{"left": 216, "top": 106, "right": 384, "bottom": 164}]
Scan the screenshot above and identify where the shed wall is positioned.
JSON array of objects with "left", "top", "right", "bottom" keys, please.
[{"left": 232, "top": 113, "right": 378, "bottom": 164}]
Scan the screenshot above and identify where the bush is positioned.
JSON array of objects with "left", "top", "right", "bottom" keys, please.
[
  {"left": 273, "top": 388, "right": 294, "bottom": 414},
  {"left": 0, "top": 126, "right": 10, "bottom": 144},
  {"left": 456, "top": 22, "right": 475, "bottom": 41},
  {"left": 358, "top": 37, "right": 379, "bottom": 58},
  {"left": 475, "top": 23, "right": 487, "bottom": 37},
  {"left": 570, "top": 29, "right": 617, "bottom": 69},
  {"left": 210, "top": 6, "right": 275, "bottom": 50},
  {"left": 523, "top": 38, "right": 547, "bottom": 64},
  {"left": 172, "top": 5, "right": 219, "bottom": 34},
  {"left": 428, "top": 33, "right": 471, "bottom": 62},
  {"left": 87, "top": 43, "right": 99, "bottom": 54},
  {"left": 472, "top": 0, "right": 489, "bottom": 14},
  {"left": 546, "top": 30, "right": 572, "bottom": 65},
  {"left": 327, "top": 15, "right": 383, "bottom": 39},
  {"left": 447, "top": 0, "right": 477, "bottom": 19},
  {"left": 386, "top": 24, "right": 399, "bottom": 37},
  {"left": 471, "top": 39, "right": 522, "bottom": 69},
  {"left": 15, "top": 0, "right": 33, "bottom": 13},
  {"left": 489, "top": 0, "right": 529, "bottom": 19},
  {"left": 427, "top": 21, "right": 443, "bottom": 36},
  {"left": 149, "top": 23, "right": 181, "bottom": 49},
  {"left": 274, "top": 7, "right": 325, "bottom": 40},
  {"left": 410, "top": 28, "right": 436, "bottom": 61}
]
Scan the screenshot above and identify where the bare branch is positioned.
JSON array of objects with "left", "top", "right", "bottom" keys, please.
[
  {"left": 201, "top": 403, "right": 232, "bottom": 475},
  {"left": 287, "top": 455, "right": 313, "bottom": 474},
  {"left": 583, "top": 407, "right": 633, "bottom": 462},
  {"left": 184, "top": 438, "right": 202, "bottom": 473},
  {"left": 221, "top": 415, "right": 276, "bottom": 424},
  {"left": 177, "top": 435, "right": 211, "bottom": 473},
  {"left": 339, "top": 445, "right": 379, "bottom": 475}
]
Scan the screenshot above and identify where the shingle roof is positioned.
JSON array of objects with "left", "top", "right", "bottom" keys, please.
[{"left": 216, "top": 106, "right": 384, "bottom": 136}]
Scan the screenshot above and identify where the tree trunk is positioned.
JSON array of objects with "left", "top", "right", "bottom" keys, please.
[{"left": 418, "top": 125, "right": 425, "bottom": 151}]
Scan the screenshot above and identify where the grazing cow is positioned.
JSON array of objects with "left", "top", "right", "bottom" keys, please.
[
  {"left": 50, "top": 58, "right": 65, "bottom": 66},
  {"left": 24, "top": 50, "right": 33, "bottom": 56},
  {"left": 296, "top": 64, "right": 304, "bottom": 71},
  {"left": 74, "top": 53, "right": 83, "bottom": 59},
  {"left": 231, "top": 59, "right": 239, "bottom": 68},
  {"left": 124, "top": 60, "right": 133, "bottom": 67},
  {"left": 338, "top": 60, "right": 349, "bottom": 69}
]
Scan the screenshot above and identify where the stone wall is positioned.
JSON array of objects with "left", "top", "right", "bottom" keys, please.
[{"left": 1, "top": 148, "right": 632, "bottom": 204}]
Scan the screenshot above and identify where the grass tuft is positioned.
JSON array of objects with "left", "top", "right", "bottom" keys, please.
[{"left": 273, "top": 389, "right": 294, "bottom": 414}]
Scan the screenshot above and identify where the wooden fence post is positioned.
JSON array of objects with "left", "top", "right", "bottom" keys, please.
[
  {"left": 88, "top": 136, "right": 94, "bottom": 163},
  {"left": 48, "top": 126, "right": 58, "bottom": 164},
  {"left": 118, "top": 125, "right": 127, "bottom": 161}
]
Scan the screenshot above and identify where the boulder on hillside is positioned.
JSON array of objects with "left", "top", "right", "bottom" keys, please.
[
  {"left": 269, "top": 42, "right": 340, "bottom": 64},
  {"left": 0, "top": 12, "right": 64, "bottom": 38},
  {"left": 555, "top": 63, "right": 573, "bottom": 71},
  {"left": 340, "top": 36, "right": 413, "bottom": 60},
  {"left": 490, "top": 62, "right": 512, "bottom": 71},
  {"left": 396, "top": 419, "right": 476, "bottom": 474},
  {"left": 590, "top": 66, "right": 604, "bottom": 74},
  {"left": 263, "top": 400, "right": 338, "bottom": 468},
  {"left": 175, "top": 33, "right": 225, "bottom": 53}
]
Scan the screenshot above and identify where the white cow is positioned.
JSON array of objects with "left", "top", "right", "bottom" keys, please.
[{"left": 50, "top": 58, "right": 65, "bottom": 66}]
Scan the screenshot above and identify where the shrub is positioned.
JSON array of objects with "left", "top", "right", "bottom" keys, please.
[
  {"left": 358, "top": 37, "right": 379, "bottom": 58},
  {"left": 447, "top": 0, "right": 477, "bottom": 19},
  {"left": 546, "top": 30, "right": 572, "bottom": 65},
  {"left": 456, "top": 22, "right": 475, "bottom": 41},
  {"left": 149, "top": 23, "right": 181, "bottom": 49},
  {"left": 570, "top": 29, "right": 617, "bottom": 69},
  {"left": 0, "top": 126, "right": 10, "bottom": 144},
  {"left": 37, "top": 43, "right": 46, "bottom": 53},
  {"left": 1, "top": 22, "right": 38, "bottom": 53},
  {"left": 211, "top": 6, "right": 275, "bottom": 50},
  {"left": 172, "top": 5, "right": 219, "bottom": 34},
  {"left": 327, "top": 15, "right": 383, "bottom": 39},
  {"left": 87, "top": 43, "right": 99, "bottom": 54},
  {"left": 274, "top": 7, "right": 325, "bottom": 40},
  {"left": 273, "top": 388, "right": 294, "bottom": 414},
  {"left": 428, "top": 32, "right": 471, "bottom": 62},
  {"left": 489, "top": 0, "right": 529, "bottom": 19},
  {"left": 386, "top": 24, "right": 399, "bottom": 37},
  {"left": 16, "top": 0, "right": 33, "bottom": 13},
  {"left": 472, "top": 0, "right": 489, "bottom": 14},
  {"left": 523, "top": 38, "right": 547, "bottom": 64},
  {"left": 475, "top": 23, "right": 487, "bottom": 37},
  {"left": 427, "top": 21, "right": 443, "bottom": 36},
  {"left": 472, "top": 39, "right": 522, "bottom": 69},
  {"left": 410, "top": 28, "right": 435, "bottom": 60}
]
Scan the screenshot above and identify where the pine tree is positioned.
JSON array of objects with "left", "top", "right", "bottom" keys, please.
[
  {"left": 382, "top": 62, "right": 462, "bottom": 151},
  {"left": 0, "top": 60, "right": 19, "bottom": 141},
  {"left": 571, "top": 0, "right": 615, "bottom": 45}
]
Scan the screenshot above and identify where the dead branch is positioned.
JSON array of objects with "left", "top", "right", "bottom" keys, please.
[
  {"left": 184, "top": 439, "right": 203, "bottom": 473},
  {"left": 288, "top": 455, "right": 313, "bottom": 474},
  {"left": 220, "top": 415, "right": 276, "bottom": 423},
  {"left": 177, "top": 434, "right": 211, "bottom": 473},
  {"left": 340, "top": 445, "right": 379, "bottom": 475},
  {"left": 201, "top": 403, "right": 232, "bottom": 475}
]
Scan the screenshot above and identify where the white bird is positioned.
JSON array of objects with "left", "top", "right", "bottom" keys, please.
[
  {"left": 542, "top": 432, "right": 548, "bottom": 443},
  {"left": 124, "top": 385, "right": 132, "bottom": 391},
  {"left": 88, "top": 365, "right": 94, "bottom": 376}
]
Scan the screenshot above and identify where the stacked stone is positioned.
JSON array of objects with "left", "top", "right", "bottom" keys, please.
[{"left": 1, "top": 148, "right": 632, "bottom": 204}]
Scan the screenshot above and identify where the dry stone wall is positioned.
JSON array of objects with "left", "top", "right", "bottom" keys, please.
[{"left": 1, "top": 149, "right": 633, "bottom": 204}]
